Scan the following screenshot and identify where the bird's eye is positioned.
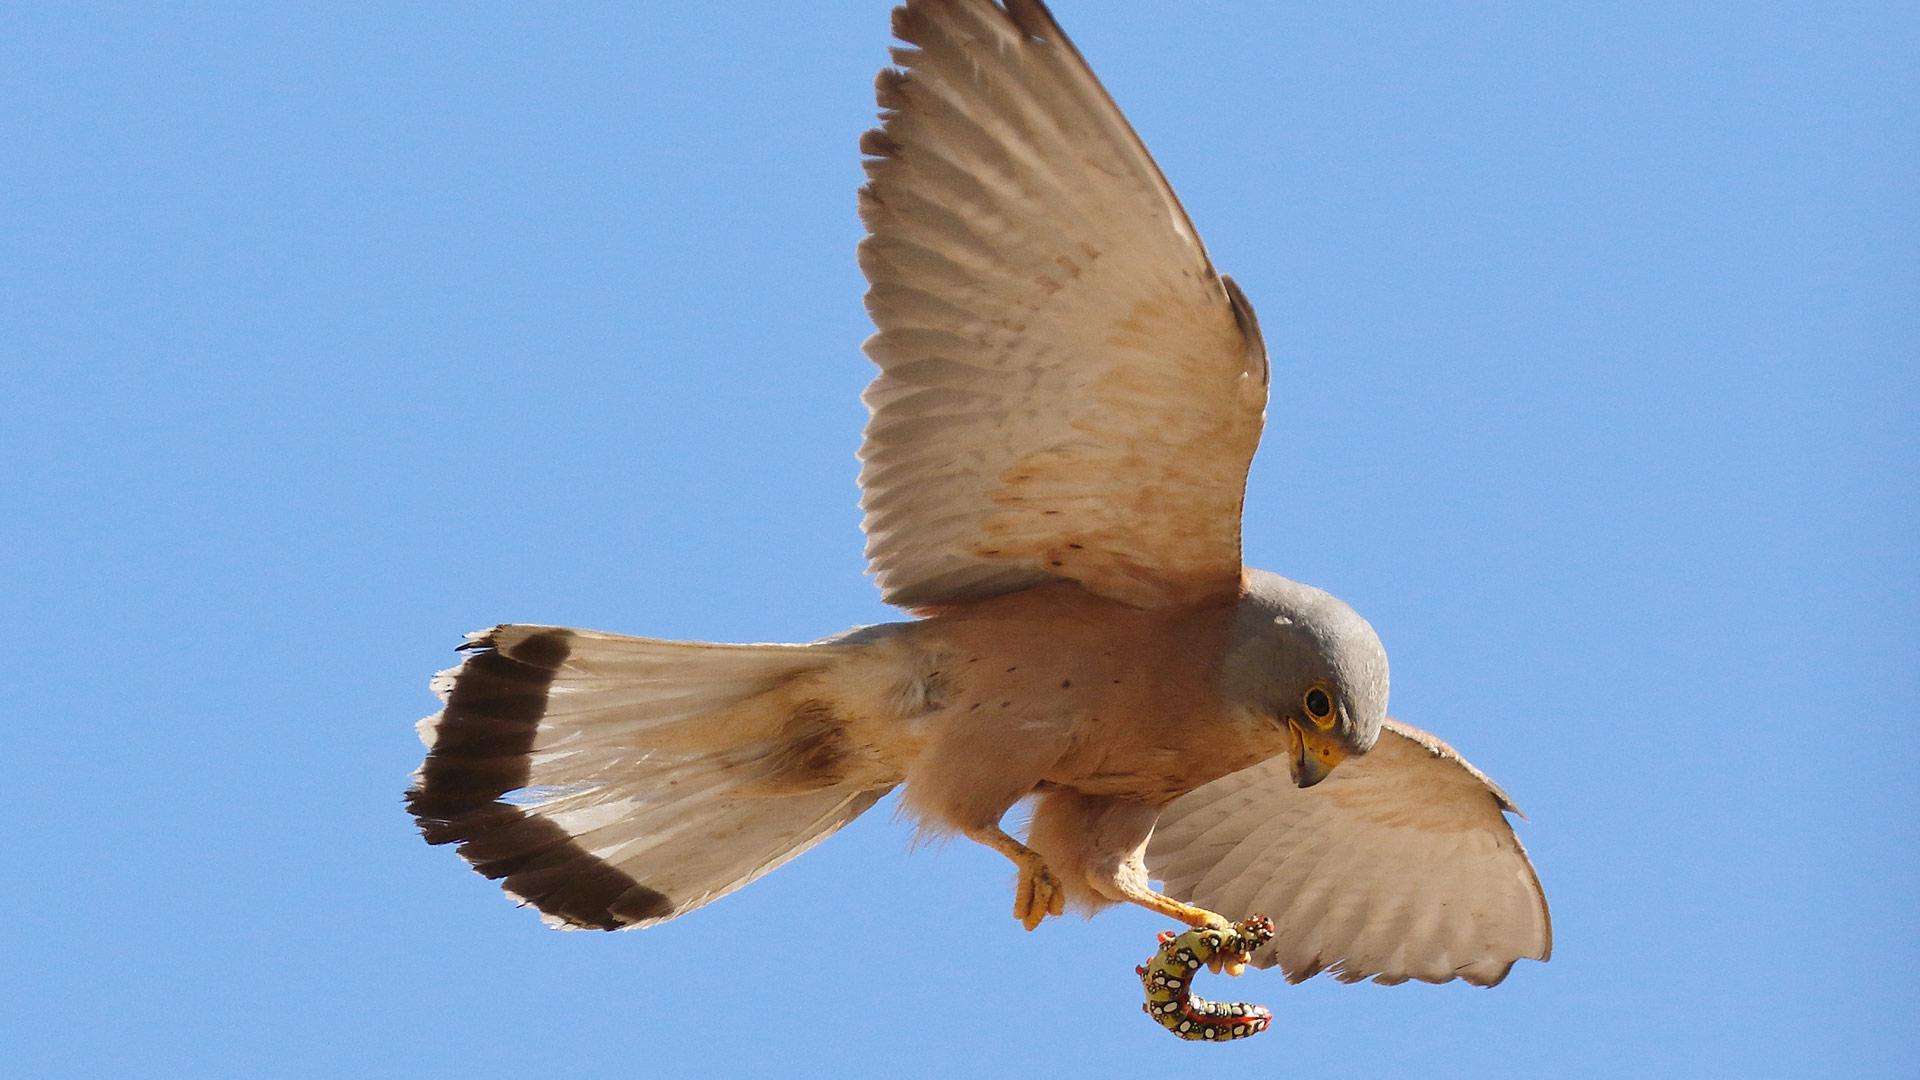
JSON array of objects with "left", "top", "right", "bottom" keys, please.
[{"left": 1303, "top": 686, "right": 1334, "bottom": 727}]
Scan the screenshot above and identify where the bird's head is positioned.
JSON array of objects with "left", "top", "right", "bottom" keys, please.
[{"left": 1220, "top": 570, "right": 1389, "bottom": 788}]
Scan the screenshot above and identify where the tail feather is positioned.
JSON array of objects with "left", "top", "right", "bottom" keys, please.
[{"left": 406, "top": 624, "right": 898, "bottom": 930}]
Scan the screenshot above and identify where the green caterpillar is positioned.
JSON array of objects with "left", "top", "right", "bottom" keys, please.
[{"left": 1136, "top": 916, "right": 1276, "bottom": 1041}]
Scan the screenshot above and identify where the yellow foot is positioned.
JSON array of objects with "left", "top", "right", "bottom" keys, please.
[
  {"left": 1013, "top": 854, "right": 1065, "bottom": 931},
  {"left": 1201, "top": 910, "right": 1255, "bottom": 975},
  {"left": 1136, "top": 893, "right": 1230, "bottom": 933}
]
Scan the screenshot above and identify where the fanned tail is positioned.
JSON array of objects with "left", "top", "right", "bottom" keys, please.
[{"left": 405, "top": 624, "right": 905, "bottom": 929}]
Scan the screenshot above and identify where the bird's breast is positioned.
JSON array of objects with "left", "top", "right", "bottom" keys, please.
[{"left": 907, "top": 582, "right": 1262, "bottom": 804}]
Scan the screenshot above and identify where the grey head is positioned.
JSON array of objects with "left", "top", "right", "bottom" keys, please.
[{"left": 1220, "top": 569, "right": 1390, "bottom": 788}]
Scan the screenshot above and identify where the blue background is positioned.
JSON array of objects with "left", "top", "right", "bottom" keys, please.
[{"left": 4, "top": 2, "right": 1914, "bottom": 1076}]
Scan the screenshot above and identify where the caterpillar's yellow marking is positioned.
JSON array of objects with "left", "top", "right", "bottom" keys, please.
[{"left": 1136, "top": 916, "right": 1276, "bottom": 1042}]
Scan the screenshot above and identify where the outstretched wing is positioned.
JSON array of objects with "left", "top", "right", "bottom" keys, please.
[
  {"left": 1146, "top": 720, "right": 1552, "bottom": 986},
  {"left": 858, "top": 0, "right": 1269, "bottom": 612}
]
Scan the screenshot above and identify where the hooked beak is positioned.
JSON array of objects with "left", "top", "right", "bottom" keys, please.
[{"left": 1286, "top": 718, "right": 1348, "bottom": 788}]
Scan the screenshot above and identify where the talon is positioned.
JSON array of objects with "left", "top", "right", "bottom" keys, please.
[
  {"left": 1204, "top": 949, "right": 1250, "bottom": 976},
  {"left": 1014, "top": 857, "right": 1061, "bottom": 931}
]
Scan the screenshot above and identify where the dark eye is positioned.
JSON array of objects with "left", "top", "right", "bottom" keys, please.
[{"left": 1304, "top": 687, "right": 1333, "bottom": 723}]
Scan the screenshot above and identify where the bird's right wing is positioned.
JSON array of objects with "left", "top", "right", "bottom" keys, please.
[
  {"left": 858, "top": 0, "right": 1269, "bottom": 613},
  {"left": 1146, "top": 720, "right": 1551, "bottom": 986}
]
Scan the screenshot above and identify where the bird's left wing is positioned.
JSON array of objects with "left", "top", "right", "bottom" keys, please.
[
  {"left": 1145, "top": 720, "right": 1551, "bottom": 986},
  {"left": 858, "top": 0, "right": 1268, "bottom": 612}
]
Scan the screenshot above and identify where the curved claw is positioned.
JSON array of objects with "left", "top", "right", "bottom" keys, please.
[
  {"left": 1138, "top": 916, "right": 1277, "bottom": 1042},
  {"left": 1205, "top": 951, "right": 1250, "bottom": 977}
]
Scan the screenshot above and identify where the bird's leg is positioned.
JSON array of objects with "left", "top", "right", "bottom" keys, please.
[
  {"left": 1126, "top": 888, "right": 1232, "bottom": 931},
  {"left": 964, "top": 825, "right": 1066, "bottom": 931}
]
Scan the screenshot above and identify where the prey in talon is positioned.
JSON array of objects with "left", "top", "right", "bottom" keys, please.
[
  {"left": 406, "top": 0, "right": 1551, "bottom": 1029},
  {"left": 1138, "top": 918, "right": 1278, "bottom": 1042}
]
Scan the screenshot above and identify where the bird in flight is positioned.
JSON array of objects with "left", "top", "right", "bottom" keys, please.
[{"left": 408, "top": 0, "right": 1550, "bottom": 992}]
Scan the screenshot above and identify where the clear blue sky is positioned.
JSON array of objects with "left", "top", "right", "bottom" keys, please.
[{"left": 4, "top": 2, "right": 1914, "bottom": 1077}]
